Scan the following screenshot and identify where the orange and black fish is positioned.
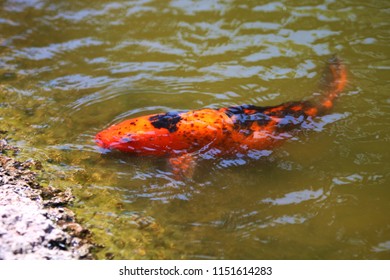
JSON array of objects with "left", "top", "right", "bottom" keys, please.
[{"left": 95, "top": 57, "right": 347, "bottom": 176}]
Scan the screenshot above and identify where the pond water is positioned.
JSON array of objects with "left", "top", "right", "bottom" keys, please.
[{"left": 1, "top": 0, "right": 389, "bottom": 259}]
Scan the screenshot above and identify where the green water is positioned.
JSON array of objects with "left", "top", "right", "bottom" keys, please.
[{"left": 1, "top": 0, "right": 389, "bottom": 259}]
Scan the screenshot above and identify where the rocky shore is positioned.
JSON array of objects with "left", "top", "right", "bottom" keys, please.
[{"left": 0, "top": 138, "right": 93, "bottom": 260}]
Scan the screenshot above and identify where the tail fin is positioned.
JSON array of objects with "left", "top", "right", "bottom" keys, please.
[{"left": 318, "top": 56, "right": 347, "bottom": 111}]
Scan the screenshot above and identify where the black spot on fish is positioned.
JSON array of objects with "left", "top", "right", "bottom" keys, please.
[
  {"left": 224, "top": 105, "right": 272, "bottom": 132},
  {"left": 276, "top": 115, "right": 305, "bottom": 130},
  {"left": 149, "top": 111, "right": 182, "bottom": 133},
  {"left": 266, "top": 101, "right": 314, "bottom": 118},
  {"left": 263, "top": 101, "right": 316, "bottom": 131}
]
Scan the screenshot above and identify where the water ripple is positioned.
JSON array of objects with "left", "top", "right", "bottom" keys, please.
[
  {"left": 16, "top": 38, "right": 104, "bottom": 60},
  {"left": 262, "top": 189, "right": 324, "bottom": 206},
  {"left": 109, "top": 61, "right": 179, "bottom": 74},
  {"left": 44, "top": 74, "right": 114, "bottom": 90},
  {"left": 111, "top": 40, "right": 187, "bottom": 56},
  {"left": 170, "top": 0, "right": 231, "bottom": 15}
]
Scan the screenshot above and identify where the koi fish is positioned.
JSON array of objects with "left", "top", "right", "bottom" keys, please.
[{"left": 96, "top": 57, "right": 347, "bottom": 176}]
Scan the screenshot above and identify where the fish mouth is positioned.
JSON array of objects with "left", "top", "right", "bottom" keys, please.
[
  {"left": 95, "top": 133, "right": 105, "bottom": 147},
  {"left": 95, "top": 131, "right": 137, "bottom": 153},
  {"left": 95, "top": 132, "right": 114, "bottom": 150},
  {"left": 93, "top": 134, "right": 112, "bottom": 154}
]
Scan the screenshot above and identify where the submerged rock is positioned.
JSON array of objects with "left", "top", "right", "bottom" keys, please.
[{"left": 0, "top": 139, "right": 93, "bottom": 260}]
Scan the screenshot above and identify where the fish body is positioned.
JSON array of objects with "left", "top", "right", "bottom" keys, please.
[{"left": 95, "top": 57, "right": 346, "bottom": 171}]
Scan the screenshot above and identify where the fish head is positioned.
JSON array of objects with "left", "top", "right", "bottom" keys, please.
[{"left": 95, "top": 112, "right": 182, "bottom": 155}]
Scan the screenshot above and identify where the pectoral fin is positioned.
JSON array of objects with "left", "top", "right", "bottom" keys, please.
[{"left": 168, "top": 153, "right": 196, "bottom": 179}]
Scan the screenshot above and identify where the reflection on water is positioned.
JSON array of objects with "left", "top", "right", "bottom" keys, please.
[{"left": 1, "top": 0, "right": 389, "bottom": 259}]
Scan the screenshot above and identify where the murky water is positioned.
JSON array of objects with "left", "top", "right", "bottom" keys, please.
[{"left": 1, "top": 0, "right": 389, "bottom": 259}]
